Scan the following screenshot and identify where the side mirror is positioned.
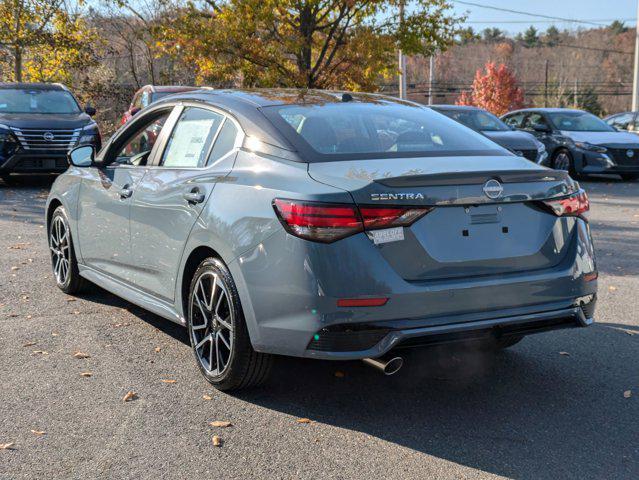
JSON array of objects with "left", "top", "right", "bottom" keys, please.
[
  {"left": 130, "top": 107, "right": 141, "bottom": 116},
  {"left": 532, "top": 123, "right": 551, "bottom": 133},
  {"left": 68, "top": 145, "right": 95, "bottom": 167},
  {"left": 84, "top": 104, "right": 96, "bottom": 116}
]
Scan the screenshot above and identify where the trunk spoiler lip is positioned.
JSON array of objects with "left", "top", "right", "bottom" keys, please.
[{"left": 373, "top": 169, "right": 574, "bottom": 188}]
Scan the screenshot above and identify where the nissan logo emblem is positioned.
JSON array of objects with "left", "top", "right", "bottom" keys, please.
[
  {"left": 627, "top": 149, "right": 635, "bottom": 158},
  {"left": 43, "top": 131, "right": 55, "bottom": 141},
  {"left": 483, "top": 179, "right": 504, "bottom": 199}
]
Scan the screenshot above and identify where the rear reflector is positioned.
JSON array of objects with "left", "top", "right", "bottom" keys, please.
[
  {"left": 273, "top": 198, "right": 431, "bottom": 243},
  {"left": 337, "top": 298, "right": 388, "bottom": 307},
  {"left": 542, "top": 190, "right": 589, "bottom": 218}
]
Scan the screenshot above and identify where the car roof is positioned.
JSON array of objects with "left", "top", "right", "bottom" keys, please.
[
  {"left": 153, "top": 88, "right": 421, "bottom": 154},
  {"left": 168, "top": 88, "right": 416, "bottom": 108},
  {"left": 505, "top": 107, "right": 588, "bottom": 115},
  {"left": 143, "top": 85, "right": 198, "bottom": 93},
  {"left": 0, "top": 82, "right": 68, "bottom": 91},
  {"left": 430, "top": 104, "right": 484, "bottom": 112}
]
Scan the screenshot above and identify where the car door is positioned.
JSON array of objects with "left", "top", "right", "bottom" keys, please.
[
  {"left": 76, "top": 108, "right": 175, "bottom": 282},
  {"left": 128, "top": 105, "right": 241, "bottom": 300}
]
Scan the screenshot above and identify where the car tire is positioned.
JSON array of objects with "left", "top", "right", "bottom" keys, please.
[
  {"left": 187, "top": 257, "right": 272, "bottom": 391},
  {"left": 552, "top": 149, "right": 577, "bottom": 177},
  {"left": 621, "top": 174, "right": 639, "bottom": 181},
  {"left": 49, "top": 206, "right": 88, "bottom": 294}
]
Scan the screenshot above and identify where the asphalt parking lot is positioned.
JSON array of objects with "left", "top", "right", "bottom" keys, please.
[{"left": 0, "top": 176, "right": 637, "bottom": 480}]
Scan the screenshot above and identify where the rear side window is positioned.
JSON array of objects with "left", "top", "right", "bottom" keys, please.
[
  {"left": 264, "top": 102, "right": 507, "bottom": 162},
  {"left": 208, "top": 119, "right": 239, "bottom": 164},
  {"left": 161, "top": 107, "right": 223, "bottom": 168},
  {"left": 607, "top": 113, "right": 634, "bottom": 130}
]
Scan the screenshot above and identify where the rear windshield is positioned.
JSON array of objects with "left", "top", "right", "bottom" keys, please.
[
  {"left": 547, "top": 111, "right": 614, "bottom": 132},
  {"left": 0, "top": 88, "right": 80, "bottom": 114},
  {"left": 438, "top": 109, "right": 511, "bottom": 132},
  {"left": 263, "top": 101, "right": 508, "bottom": 162}
]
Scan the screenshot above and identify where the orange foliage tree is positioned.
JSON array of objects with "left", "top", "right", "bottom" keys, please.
[{"left": 456, "top": 62, "right": 524, "bottom": 115}]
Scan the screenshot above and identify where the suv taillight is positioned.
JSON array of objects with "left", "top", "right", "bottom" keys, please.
[
  {"left": 273, "top": 199, "right": 431, "bottom": 243},
  {"left": 542, "top": 190, "right": 589, "bottom": 217}
]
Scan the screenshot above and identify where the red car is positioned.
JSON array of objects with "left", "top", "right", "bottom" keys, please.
[{"left": 121, "top": 85, "right": 198, "bottom": 124}]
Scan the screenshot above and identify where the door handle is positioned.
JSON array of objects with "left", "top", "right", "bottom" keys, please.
[
  {"left": 183, "top": 188, "right": 205, "bottom": 205},
  {"left": 119, "top": 185, "right": 133, "bottom": 199}
]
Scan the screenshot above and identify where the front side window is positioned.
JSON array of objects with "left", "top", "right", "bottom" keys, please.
[
  {"left": 547, "top": 111, "right": 615, "bottom": 132},
  {"left": 607, "top": 113, "right": 634, "bottom": 131},
  {"left": 0, "top": 88, "right": 80, "bottom": 114},
  {"left": 161, "top": 107, "right": 224, "bottom": 168},
  {"left": 524, "top": 113, "right": 550, "bottom": 129},
  {"left": 264, "top": 102, "right": 507, "bottom": 162},
  {"left": 502, "top": 112, "right": 525, "bottom": 128},
  {"left": 115, "top": 112, "right": 171, "bottom": 165}
]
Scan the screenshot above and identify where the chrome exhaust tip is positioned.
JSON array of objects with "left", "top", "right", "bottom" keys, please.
[{"left": 362, "top": 356, "right": 404, "bottom": 375}]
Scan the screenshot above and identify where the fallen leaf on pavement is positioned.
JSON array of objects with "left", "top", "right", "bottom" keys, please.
[
  {"left": 23, "top": 341, "right": 36, "bottom": 347},
  {"left": 30, "top": 430, "right": 46, "bottom": 436},
  {"left": 123, "top": 391, "right": 137, "bottom": 402},
  {"left": 624, "top": 390, "right": 632, "bottom": 398},
  {"left": 296, "top": 418, "right": 312, "bottom": 424},
  {"left": 160, "top": 379, "right": 176, "bottom": 384},
  {"left": 0, "top": 442, "right": 15, "bottom": 450},
  {"left": 73, "top": 351, "right": 90, "bottom": 359},
  {"left": 559, "top": 351, "right": 570, "bottom": 356},
  {"left": 334, "top": 371, "right": 345, "bottom": 378},
  {"left": 51, "top": 332, "right": 59, "bottom": 337},
  {"left": 212, "top": 435, "right": 223, "bottom": 447},
  {"left": 209, "top": 421, "right": 232, "bottom": 428},
  {"left": 10, "top": 266, "right": 19, "bottom": 271},
  {"left": 80, "top": 372, "right": 92, "bottom": 377},
  {"left": 202, "top": 394, "right": 212, "bottom": 400},
  {"left": 66, "top": 298, "right": 76, "bottom": 302},
  {"left": 154, "top": 347, "right": 161, "bottom": 353},
  {"left": 609, "top": 286, "right": 617, "bottom": 292},
  {"left": 32, "top": 350, "right": 48, "bottom": 355}
]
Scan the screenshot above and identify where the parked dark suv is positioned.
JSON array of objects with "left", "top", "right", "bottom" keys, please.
[
  {"left": 502, "top": 108, "right": 639, "bottom": 180},
  {"left": 0, "top": 83, "right": 100, "bottom": 183}
]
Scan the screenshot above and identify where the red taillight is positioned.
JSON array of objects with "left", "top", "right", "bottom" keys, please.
[
  {"left": 542, "top": 190, "right": 589, "bottom": 218},
  {"left": 273, "top": 199, "right": 431, "bottom": 243}
]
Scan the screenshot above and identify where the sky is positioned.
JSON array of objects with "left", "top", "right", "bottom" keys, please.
[{"left": 448, "top": 0, "right": 638, "bottom": 35}]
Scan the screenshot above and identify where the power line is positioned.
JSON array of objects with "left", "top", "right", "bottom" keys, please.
[
  {"left": 453, "top": 1, "right": 609, "bottom": 26},
  {"left": 466, "top": 18, "right": 636, "bottom": 24}
]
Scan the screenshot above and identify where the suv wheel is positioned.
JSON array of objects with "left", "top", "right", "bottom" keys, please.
[{"left": 187, "top": 257, "right": 272, "bottom": 391}]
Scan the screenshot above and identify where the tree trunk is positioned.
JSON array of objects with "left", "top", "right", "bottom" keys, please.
[{"left": 14, "top": 45, "right": 22, "bottom": 82}]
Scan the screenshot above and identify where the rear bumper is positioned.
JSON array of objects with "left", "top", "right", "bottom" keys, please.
[
  {"left": 303, "top": 301, "right": 594, "bottom": 360},
  {"left": 230, "top": 216, "right": 597, "bottom": 360},
  {"left": 0, "top": 152, "right": 69, "bottom": 174}
]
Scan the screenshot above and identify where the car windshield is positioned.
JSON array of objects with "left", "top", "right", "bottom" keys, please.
[
  {"left": 547, "top": 111, "right": 614, "bottom": 132},
  {"left": 439, "top": 109, "right": 510, "bottom": 132},
  {"left": 265, "top": 102, "right": 507, "bottom": 161},
  {"left": 0, "top": 88, "right": 80, "bottom": 114}
]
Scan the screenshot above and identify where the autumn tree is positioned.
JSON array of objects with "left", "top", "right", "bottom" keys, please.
[
  {"left": 154, "top": 0, "right": 462, "bottom": 90},
  {"left": 456, "top": 62, "right": 524, "bottom": 115},
  {"left": 0, "top": 0, "right": 98, "bottom": 82}
]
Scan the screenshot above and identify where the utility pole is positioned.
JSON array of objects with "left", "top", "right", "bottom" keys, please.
[
  {"left": 544, "top": 60, "right": 549, "bottom": 108},
  {"left": 398, "top": 0, "right": 407, "bottom": 99},
  {"left": 428, "top": 55, "right": 435, "bottom": 105},
  {"left": 633, "top": 0, "right": 639, "bottom": 110}
]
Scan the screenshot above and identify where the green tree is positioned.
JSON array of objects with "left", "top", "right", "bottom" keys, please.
[
  {"left": 522, "top": 25, "right": 539, "bottom": 48},
  {"left": 482, "top": 27, "right": 505, "bottom": 43},
  {"left": 608, "top": 20, "right": 627, "bottom": 35},
  {"left": 457, "top": 26, "right": 479, "bottom": 45},
  {"left": 544, "top": 25, "right": 561, "bottom": 47},
  {"left": 156, "top": 0, "right": 463, "bottom": 90}
]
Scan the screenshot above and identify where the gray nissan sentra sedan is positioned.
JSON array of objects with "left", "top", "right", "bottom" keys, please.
[{"left": 46, "top": 89, "right": 598, "bottom": 390}]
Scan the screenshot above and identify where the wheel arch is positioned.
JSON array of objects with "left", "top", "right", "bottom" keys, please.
[
  {"left": 46, "top": 198, "right": 63, "bottom": 235},
  {"left": 178, "top": 245, "right": 224, "bottom": 321}
]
